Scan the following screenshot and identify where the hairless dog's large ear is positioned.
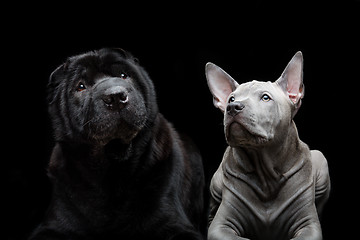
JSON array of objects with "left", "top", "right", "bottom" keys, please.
[
  {"left": 205, "top": 62, "right": 239, "bottom": 112},
  {"left": 276, "top": 51, "right": 305, "bottom": 114}
]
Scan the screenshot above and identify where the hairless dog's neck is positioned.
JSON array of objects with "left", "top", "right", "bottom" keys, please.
[{"left": 228, "top": 121, "right": 308, "bottom": 199}]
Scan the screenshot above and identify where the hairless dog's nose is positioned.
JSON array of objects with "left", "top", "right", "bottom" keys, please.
[{"left": 227, "top": 102, "right": 245, "bottom": 116}]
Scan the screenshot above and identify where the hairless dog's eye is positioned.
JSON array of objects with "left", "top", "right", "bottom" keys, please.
[
  {"left": 228, "top": 96, "right": 235, "bottom": 103},
  {"left": 261, "top": 94, "right": 271, "bottom": 102}
]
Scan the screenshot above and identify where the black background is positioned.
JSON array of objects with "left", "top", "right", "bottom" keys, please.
[{"left": 4, "top": 1, "right": 359, "bottom": 239}]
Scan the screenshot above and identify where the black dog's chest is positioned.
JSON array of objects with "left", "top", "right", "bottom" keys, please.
[{"left": 56, "top": 169, "right": 160, "bottom": 234}]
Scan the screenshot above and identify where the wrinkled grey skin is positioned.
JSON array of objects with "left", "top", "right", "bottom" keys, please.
[{"left": 205, "top": 52, "right": 330, "bottom": 240}]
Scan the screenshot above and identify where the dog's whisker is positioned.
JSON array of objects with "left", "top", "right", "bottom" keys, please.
[{"left": 82, "top": 119, "right": 93, "bottom": 127}]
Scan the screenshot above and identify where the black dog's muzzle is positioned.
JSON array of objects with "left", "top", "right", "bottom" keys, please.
[{"left": 95, "top": 77, "right": 129, "bottom": 111}]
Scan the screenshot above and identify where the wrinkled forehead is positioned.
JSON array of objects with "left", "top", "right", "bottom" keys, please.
[{"left": 234, "top": 80, "right": 281, "bottom": 97}]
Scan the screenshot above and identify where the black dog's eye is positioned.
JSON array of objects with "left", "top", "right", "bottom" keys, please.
[
  {"left": 76, "top": 82, "right": 86, "bottom": 92},
  {"left": 228, "top": 96, "right": 235, "bottom": 103},
  {"left": 261, "top": 94, "right": 271, "bottom": 102},
  {"left": 120, "top": 72, "right": 128, "bottom": 79}
]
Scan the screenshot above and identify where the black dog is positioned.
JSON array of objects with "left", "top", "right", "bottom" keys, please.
[{"left": 29, "top": 48, "right": 205, "bottom": 240}]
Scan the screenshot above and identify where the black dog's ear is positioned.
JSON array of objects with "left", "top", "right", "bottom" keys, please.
[
  {"left": 111, "top": 48, "right": 128, "bottom": 58},
  {"left": 49, "top": 58, "right": 70, "bottom": 85},
  {"left": 47, "top": 62, "right": 66, "bottom": 104},
  {"left": 111, "top": 48, "right": 140, "bottom": 64}
]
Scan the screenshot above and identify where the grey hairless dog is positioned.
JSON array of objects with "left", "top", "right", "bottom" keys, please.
[{"left": 205, "top": 52, "right": 330, "bottom": 240}]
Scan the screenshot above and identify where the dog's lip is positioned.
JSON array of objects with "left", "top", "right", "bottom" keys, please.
[
  {"left": 225, "top": 117, "right": 243, "bottom": 130},
  {"left": 225, "top": 118, "right": 268, "bottom": 142},
  {"left": 225, "top": 120, "right": 246, "bottom": 136},
  {"left": 225, "top": 118, "right": 243, "bottom": 135}
]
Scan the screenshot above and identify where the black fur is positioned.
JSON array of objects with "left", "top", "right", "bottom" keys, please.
[{"left": 29, "top": 48, "right": 205, "bottom": 240}]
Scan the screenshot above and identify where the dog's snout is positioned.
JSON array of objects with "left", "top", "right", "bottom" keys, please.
[
  {"left": 227, "top": 102, "right": 245, "bottom": 116},
  {"left": 102, "top": 86, "right": 128, "bottom": 110}
]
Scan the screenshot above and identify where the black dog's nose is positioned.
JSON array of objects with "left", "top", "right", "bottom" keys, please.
[
  {"left": 227, "top": 102, "right": 245, "bottom": 116},
  {"left": 102, "top": 86, "right": 128, "bottom": 110}
]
